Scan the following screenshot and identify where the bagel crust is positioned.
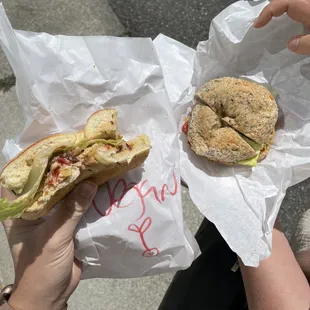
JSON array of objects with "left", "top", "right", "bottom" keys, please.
[
  {"left": 195, "top": 77, "right": 278, "bottom": 145},
  {"left": 187, "top": 77, "right": 278, "bottom": 165}
]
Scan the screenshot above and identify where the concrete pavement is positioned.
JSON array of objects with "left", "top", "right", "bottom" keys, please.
[{"left": 108, "top": 0, "right": 236, "bottom": 48}]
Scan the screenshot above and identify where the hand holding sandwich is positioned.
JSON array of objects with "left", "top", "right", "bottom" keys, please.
[
  {"left": 254, "top": 0, "right": 310, "bottom": 55},
  {"left": 1, "top": 182, "right": 97, "bottom": 310},
  {"left": 0, "top": 109, "right": 150, "bottom": 309}
]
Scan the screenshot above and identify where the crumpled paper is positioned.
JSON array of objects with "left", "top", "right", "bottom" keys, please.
[
  {"left": 2, "top": 0, "right": 308, "bottom": 271},
  {"left": 169, "top": 0, "right": 310, "bottom": 266},
  {"left": 0, "top": 3, "right": 200, "bottom": 278},
  {"left": 154, "top": 34, "right": 196, "bottom": 106}
]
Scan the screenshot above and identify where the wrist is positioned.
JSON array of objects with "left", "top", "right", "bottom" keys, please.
[{"left": 8, "top": 291, "right": 68, "bottom": 310}]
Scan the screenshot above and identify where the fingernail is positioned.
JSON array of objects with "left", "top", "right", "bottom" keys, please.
[
  {"left": 78, "top": 182, "right": 97, "bottom": 198},
  {"left": 288, "top": 37, "right": 301, "bottom": 51}
]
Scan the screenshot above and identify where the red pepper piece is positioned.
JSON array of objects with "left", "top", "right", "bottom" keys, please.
[
  {"left": 48, "top": 167, "right": 60, "bottom": 185},
  {"left": 57, "top": 157, "right": 72, "bottom": 165},
  {"left": 182, "top": 121, "right": 189, "bottom": 134}
]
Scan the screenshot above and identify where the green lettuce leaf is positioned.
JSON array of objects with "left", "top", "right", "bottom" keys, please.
[
  {"left": 237, "top": 154, "right": 259, "bottom": 167},
  {"left": 0, "top": 147, "right": 52, "bottom": 220},
  {"left": 239, "top": 134, "right": 263, "bottom": 152},
  {"left": 0, "top": 196, "right": 32, "bottom": 220},
  {"left": 236, "top": 134, "right": 263, "bottom": 167}
]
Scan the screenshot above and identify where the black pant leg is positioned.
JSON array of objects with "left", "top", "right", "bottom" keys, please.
[{"left": 158, "top": 220, "right": 247, "bottom": 310}]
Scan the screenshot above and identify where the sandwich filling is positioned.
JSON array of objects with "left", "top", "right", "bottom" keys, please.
[
  {"left": 45, "top": 141, "right": 127, "bottom": 188},
  {"left": 46, "top": 149, "right": 81, "bottom": 186},
  {"left": 0, "top": 138, "right": 127, "bottom": 220},
  {"left": 236, "top": 134, "right": 263, "bottom": 166}
]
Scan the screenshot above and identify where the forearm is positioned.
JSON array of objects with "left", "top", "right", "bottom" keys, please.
[
  {"left": 0, "top": 301, "right": 68, "bottom": 310},
  {"left": 240, "top": 227, "right": 310, "bottom": 310},
  {"left": 0, "top": 285, "right": 68, "bottom": 310}
]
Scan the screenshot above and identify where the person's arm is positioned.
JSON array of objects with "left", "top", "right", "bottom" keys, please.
[
  {"left": 0, "top": 181, "right": 97, "bottom": 310},
  {"left": 0, "top": 300, "right": 67, "bottom": 310},
  {"left": 243, "top": 1, "right": 310, "bottom": 308},
  {"left": 240, "top": 222, "right": 310, "bottom": 310}
]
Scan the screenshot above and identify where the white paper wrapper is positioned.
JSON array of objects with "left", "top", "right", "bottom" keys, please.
[
  {"left": 154, "top": 34, "right": 196, "bottom": 106},
  {"left": 0, "top": 4, "right": 199, "bottom": 278},
  {"left": 172, "top": 0, "right": 310, "bottom": 266}
]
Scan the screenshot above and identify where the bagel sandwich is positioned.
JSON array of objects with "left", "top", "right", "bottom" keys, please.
[
  {"left": 183, "top": 77, "right": 278, "bottom": 166},
  {"left": 0, "top": 109, "right": 151, "bottom": 220}
]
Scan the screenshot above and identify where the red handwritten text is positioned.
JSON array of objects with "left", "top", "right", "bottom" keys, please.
[
  {"left": 128, "top": 217, "right": 159, "bottom": 257},
  {"left": 105, "top": 179, "right": 137, "bottom": 216},
  {"left": 92, "top": 172, "right": 178, "bottom": 257}
]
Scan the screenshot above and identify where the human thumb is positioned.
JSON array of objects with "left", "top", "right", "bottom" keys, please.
[
  {"left": 45, "top": 181, "right": 97, "bottom": 240},
  {"left": 287, "top": 34, "right": 310, "bottom": 56}
]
